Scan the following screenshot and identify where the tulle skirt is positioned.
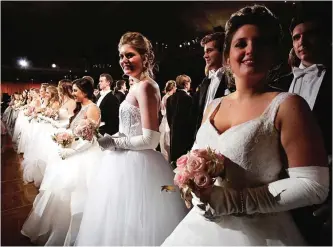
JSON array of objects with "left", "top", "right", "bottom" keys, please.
[
  {"left": 6, "top": 108, "right": 19, "bottom": 135},
  {"left": 21, "top": 120, "right": 58, "bottom": 187},
  {"left": 13, "top": 113, "right": 31, "bottom": 153},
  {"left": 12, "top": 111, "right": 25, "bottom": 144},
  {"left": 21, "top": 141, "right": 103, "bottom": 246},
  {"left": 76, "top": 149, "right": 188, "bottom": 246},
  {"left": 162, "top": 207, "right": 306, "bottom": 246}
]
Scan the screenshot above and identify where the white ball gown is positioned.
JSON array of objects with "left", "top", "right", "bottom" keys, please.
[
  {"left": 76, "top": 100, "right": 188, "bottom": 246},
  {"left": 13, "top": 109, "right": 32, "bottom": 154},
  {"left": 21, "top": 103, "right": 104, "bottom": 246},
  {"left": 21, "top": 107, "right": 70, "bottom": 187},
  {"left": 162, "top": 93, "right": 306, "bottom": 246}
]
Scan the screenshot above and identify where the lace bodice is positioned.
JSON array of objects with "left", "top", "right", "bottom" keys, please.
[
  {"left": 69, "top": 103, "right": 98, "bottom": 131},
  {"left": 195, "top": 92, "right": 291, "bottom": 188},
  {"left": 119, "top": 100, "right": 142, "bottom": 137}
]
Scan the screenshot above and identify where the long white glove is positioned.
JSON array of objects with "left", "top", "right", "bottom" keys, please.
[
  {"left": 58, "top": 138, "right": 93, "bottom": 160},
  {"left": 98, "top": 128, "right": 160, "bottom": 151},
  {"left": 194, "top": 166, "right": 329, "bottom": 221},
  {"left": 51, "top": 119, "right": 69, "bottom": 129}
]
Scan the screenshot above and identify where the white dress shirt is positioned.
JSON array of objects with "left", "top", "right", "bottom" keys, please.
[
  {"left": 289, "top": 63, "right": 326, "bottom": 110},
  {"left": 203, "top": 67, "right": 223, "bottom": 113},
  {"left": 96, "top": 89, "right": 111, "bottom": 107},
  {"left": 97, "top": 89, "right": 111, "bottom": 127}
]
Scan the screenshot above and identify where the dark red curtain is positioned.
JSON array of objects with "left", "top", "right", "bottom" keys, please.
[{"left": 1, "top": 82, "right": 42, "bottom": 95}]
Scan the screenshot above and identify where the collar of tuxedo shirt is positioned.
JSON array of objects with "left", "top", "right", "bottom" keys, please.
[
  {"left": 208, "top": 67, "right": 223, "bottom": 79},
  {"left": 100, "top": 89, "right": 111, "bottom": 97}
]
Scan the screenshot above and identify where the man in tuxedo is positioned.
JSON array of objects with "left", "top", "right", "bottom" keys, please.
[
  {"left": 166, "top": 74, "right": 194, "bottom": 163},
  {"left": 276, "top": 13, "right": 332, "bottom": 246},
  {"left": 96, "top": 73, "right": 119, "bottom": 136},
  {"left": 192, "top": 32, "right": 232, "bottom": 140},
  {"left": 114, "top": 80, "right": 127, "bottom": 104}
]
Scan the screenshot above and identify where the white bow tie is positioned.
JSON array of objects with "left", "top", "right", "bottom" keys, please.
[
  {"left": 293, "top": 64, "right": 326, "bottom": 79},
  {"left": 208, "top": 69, "right": 223, "bottom": 79}
]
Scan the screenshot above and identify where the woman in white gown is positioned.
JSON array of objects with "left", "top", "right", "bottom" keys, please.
[
  {"left": 22, "top": 81, "right": 76, "bottom": 187},
  {"left": 21, "top": 78, "right": 103, "bottom": 246},
  {"left": 76, "top": 32, "right": 187, "bottom": 246},
  {"left": 6, "top": 92, "right": 23, "bottom": 135},
  {"left": 12, "top": 89, "right": 41, "bottom": 146},
  {"left": 162, "top": 5, "right": 329, "bottom": 246},
  {"left": 159, "top": 80, "right": 176, "bottom": 161},
  {"left": 21, "top": 86, "right": 61, "bottom": 186}
]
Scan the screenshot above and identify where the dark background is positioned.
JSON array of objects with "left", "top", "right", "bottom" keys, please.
[{"left": 1, "top": 1, "right": 332, "bottom": 90}]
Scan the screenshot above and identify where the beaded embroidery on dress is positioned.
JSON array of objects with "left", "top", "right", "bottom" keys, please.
[
  {"left": 76, "top": 80, "right": 187, "bottom": 246},
  {"left": 162, "top": 92, "right": 306, "bottom": 246}
]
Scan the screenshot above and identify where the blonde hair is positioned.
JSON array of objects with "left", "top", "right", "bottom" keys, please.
[
  {"left": 164, "top": 80, "right": 176, "bottom": 93},
  {"left": 46, "top": 85, "right": 59, "bottom": 104},
  {"left": 118, "top": 32, "right": 155, "bottom": 79},
  {"left": 176, "top": 75, "right": 191, "bottom": 89},
  {"left": 40, "top": 83, "right": 48, "bottom": 91}
]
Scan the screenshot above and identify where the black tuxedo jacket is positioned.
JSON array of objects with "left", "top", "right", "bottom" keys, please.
[
  {"left": 98, "top": 92, "right": 120, "bottom": 136},
  {"left": 192, "top": 72, "right": 231, "bottom": 140},
  {"left": 166, "top": 89, "right": 194, "bottom": 162},
  {"left": 275, "top": 68, "right": 332, "bottom": 246},
  {"left": 114, "top": 91, "right": 126, "bottom": 104}
]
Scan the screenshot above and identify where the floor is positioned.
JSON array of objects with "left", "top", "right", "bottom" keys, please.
[{"left": 1, "top": 133, "right": 38, "bottom": 246}]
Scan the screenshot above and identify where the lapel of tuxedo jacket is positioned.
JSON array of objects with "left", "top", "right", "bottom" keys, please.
[
  {"left": 313, "top": 69, "right": 332, "bottom": 112},
  {"left": 198, "top": 77, "right": 211, "bottom": 114},
  {"left": 214, "top": 73, "right": 227, "bottom": 99},
  {"left": 99, "top": 92, "right": 110, "bottom": 111},
  {"left": 312, "top": 69, "right": 332, "bottom": 153}
]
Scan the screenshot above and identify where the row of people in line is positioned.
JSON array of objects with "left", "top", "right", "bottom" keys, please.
[{"left": 3, "top": 4, "right": 331, "bottom": 246}]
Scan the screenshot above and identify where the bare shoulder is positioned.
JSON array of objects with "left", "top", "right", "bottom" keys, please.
[
  {"left": 276, "top": 93, "right": 312, "bottom": 129},
  {"left": 137, "top": 79, "right": 160, "bottom": 95},
  {"left": 279, "top": 93, "right": 310, "bottom": 114},
  {"left": 87, "top": 103, "right": 100, "bottom": 113}
]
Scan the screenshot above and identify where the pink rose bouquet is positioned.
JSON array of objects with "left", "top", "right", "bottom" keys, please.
[
  {"left": 73, "top": 118, "right": 97, "bottom": 142},
  {"left": 52, "top": 131, "right": 75, "bottom": 148},
  {"left": 24, "top": 106, "right": 35, "bottom": 117},
  {"left": 43, "top": 107, "right": 59, "bottom": 120},
  {"left": 163, "top": 147, "right": 226, "bottom": 208}
]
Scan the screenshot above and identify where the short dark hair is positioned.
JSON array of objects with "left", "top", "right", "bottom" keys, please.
[
  {"left": 200, "top": 32, "right": 225, "bottom": 53},
  {"left": 115, "top": 80, "right": 126, "bottom": 91},
  {"left": 289, "top": 11, "right": 326, "bottom": 34},
  {"left": 289, "top": 11, "right": 332, "bottom": 48},
  {"left": 100, "top": 73, "right": 113, "bottom": 87}
]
